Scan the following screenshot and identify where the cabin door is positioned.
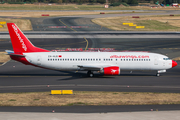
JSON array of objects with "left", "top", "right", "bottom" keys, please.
[
  {"left": 154, "top": 56, "right": 158, "bottom": 65},
  {"left": 37, "top": 56, "right": 41, "bottom": 65}
]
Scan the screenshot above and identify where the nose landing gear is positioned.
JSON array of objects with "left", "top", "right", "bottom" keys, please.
[{"left": 156, "top": 70, "right": 166, "bottom": 77}]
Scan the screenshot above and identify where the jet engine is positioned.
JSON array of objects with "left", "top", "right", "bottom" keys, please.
[{"left": 100, "top": 66, "right": 120, "bottom": 75}]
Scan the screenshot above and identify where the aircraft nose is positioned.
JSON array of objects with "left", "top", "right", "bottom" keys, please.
[{"left": 172, "top": 60, "right": 177, "bottom": 68}]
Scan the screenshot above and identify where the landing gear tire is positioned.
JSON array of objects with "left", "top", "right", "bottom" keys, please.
[
  {"left": 156, "top": 73, "right": 160, "bottom": 77},
  {"left": 89, "top": 73, "right": 93, "bottom": 77},
  {"left": 87, "top": 71, "right": 94, "bottom": 77}
]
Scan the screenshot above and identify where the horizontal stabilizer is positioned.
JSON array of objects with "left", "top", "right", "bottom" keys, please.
[
  {"left": 5, "top": 50, "right": 25, "bottom": 57},
  {"left": 5, "top": 50, "right": 14, "bottom": 54}
]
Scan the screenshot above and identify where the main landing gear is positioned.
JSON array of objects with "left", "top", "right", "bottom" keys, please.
[
  {"left": 156, "top": 73, "right": 160, "bottom": 77},
  {"left": 87, "top": 70, "right": 94, "bottom": 77}
]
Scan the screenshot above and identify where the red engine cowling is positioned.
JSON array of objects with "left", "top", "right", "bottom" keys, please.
[{"left": 101, "top": 66, "right": 120, "bottom": 75}]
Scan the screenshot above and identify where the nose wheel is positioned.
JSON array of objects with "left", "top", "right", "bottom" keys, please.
[
  {"left": 87, "top": 71, "right": 94, "bottom": 77},
  {"left": 156, "top": 73, "right": 160, "bottom": 77}
]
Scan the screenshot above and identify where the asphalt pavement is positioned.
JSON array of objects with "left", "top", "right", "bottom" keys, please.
[{"left": 0, "top": 10, "right": 180, "bottom": 115}]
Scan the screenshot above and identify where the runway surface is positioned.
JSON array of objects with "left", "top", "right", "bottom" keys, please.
[
  {"left": 0, "top": 105, "right": 180, "bottom": 113},
  {"left": 0, "top": 60, "right": 180, "bottom": 93},
  {"left": 1, "top": 111, "right": 180, "bottom": 120},
  {"left": 1, "top": 37, "right": 180, "bottom": 58},
  {"left": 30, "top": 17, "right": 111, "bottom": 31},
  {"left": 0, "top": 37, "right": 180, "bottom": 93},
  {"left": 0, "top": 11, "right": 180, "bottom": 113},
  {"left": 29, "top": 10, "right": 180, "bottom": 31}
]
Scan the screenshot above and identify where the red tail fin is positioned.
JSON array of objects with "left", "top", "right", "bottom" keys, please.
[{"left": 7, "top": 23, "right": 49, "bottom": 54}]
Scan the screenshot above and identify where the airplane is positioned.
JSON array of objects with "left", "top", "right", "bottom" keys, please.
[{"left": 5, "top": 23, "right": 177, "bottom": 77}]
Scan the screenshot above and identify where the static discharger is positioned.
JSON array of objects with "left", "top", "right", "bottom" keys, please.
[
  {"left": 136, "top": 26, "right": 145, "bottom": 28},
  {"left": 51, "top": 90, "right": 73, "bottom": 95}
]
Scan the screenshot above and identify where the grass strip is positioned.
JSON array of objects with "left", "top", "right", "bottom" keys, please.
[
  {"left": 0, "top": 18, "right": 32, "bottom": 31},
  {"left": 92, "top": 15, "right": 180, "bottom": 31},
  {"left": 0, "top": 11, "right": 151, "bottom": 18},
  {"left": 0, "top": 52, "right": 10, "bottom": 65},
  {"left": 0, "top": 4, "right": 180, "bottom": 11},
  {"left": 0, "top": 91, "right": 180, "bottom": 106}
]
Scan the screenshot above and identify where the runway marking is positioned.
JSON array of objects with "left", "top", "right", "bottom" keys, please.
[
  {"left": 83, "top": 37, "right": 88, "bottom": 50},
  {"left": 0, "top": 60, "right": 11, "bottom": 67},
  {"left": 59, "top": 19, "right": 77, "bottom": 32}
]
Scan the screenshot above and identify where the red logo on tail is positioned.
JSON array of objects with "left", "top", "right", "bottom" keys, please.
[{"left": 12, "top": 25, "right": 27, "bottom": 51}]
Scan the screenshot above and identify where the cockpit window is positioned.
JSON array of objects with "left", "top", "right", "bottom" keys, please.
[{"left": 163, "top": 58, "right": 171, "bottom": 60}]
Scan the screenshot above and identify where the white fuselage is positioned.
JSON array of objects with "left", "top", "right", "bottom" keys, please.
[{"left": 24, "top": 52, "right": 172, "bottom": 71}]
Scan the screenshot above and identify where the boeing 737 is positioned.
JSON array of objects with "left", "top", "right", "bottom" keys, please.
[{"left": 5, "top": 23, "right": 177, "bottom": 77}]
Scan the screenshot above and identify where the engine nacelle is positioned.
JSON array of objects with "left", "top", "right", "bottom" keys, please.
[{"left": 100, "top": 66, "right": 120, "bottom": 75}]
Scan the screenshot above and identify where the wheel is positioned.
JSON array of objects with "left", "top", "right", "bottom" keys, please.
[
  {"left": 89, "top": 73, "right": 94, "bottom": 77},
  {"left": 156, "top": 73, "right": 160, "bottom": 77},
  {"left": 87, "top": 71, "right": 93, "bottom": 77}
]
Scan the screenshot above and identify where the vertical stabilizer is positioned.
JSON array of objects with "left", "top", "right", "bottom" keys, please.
[{"left": 7, "top": 23, "right": 49, "bottom": 54}]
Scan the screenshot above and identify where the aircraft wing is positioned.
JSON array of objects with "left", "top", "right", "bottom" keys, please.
[{"left": 77, "top": 65, "right": 113, "bottom": 71}]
